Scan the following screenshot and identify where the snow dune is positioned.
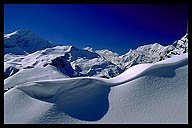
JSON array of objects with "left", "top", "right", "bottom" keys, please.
[
  {"left": 4, "top": 65, "right": 69, "bottom": 90},
  {"left": 109, "top": 53, "right": 188, "bottom": 84},
  {"left": 4, "top": 53, "right": 188, "bottom": 123}
]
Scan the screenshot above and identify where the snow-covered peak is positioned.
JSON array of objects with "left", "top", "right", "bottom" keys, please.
[
  {"left": 4, "top": 30, "right": 55, "bottom": 55},
  {"left": 120, "top": 34, "right": 188, "bottom": 69},
  {"left": 5, "top": 30, "right": 40, "bottom": 40},
  {"left": 96, "top": 49, "right": 119, "bottom": 57},
  {"left": 4, "top": 43, "right": 123, "bottom": 79},
  {"left": 83, "top": 47, "right": 94, "bottom": 52},
  {"left": 4, "top": 31, "right": 18, "bottom": 38},
  {"left": 135, "top": 43, "right": 164, "bottom": 52},
  {"left": 95, "top": 49, "right": 122, "bottom": 67},
  {"left": 172, "top": 33, "right": 188, "bottom": 53},
  {"left": 68, "top": 46, "right": 100, "bottom": 61}
]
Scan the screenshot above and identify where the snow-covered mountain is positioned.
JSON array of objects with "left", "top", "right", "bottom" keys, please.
[
  {"left": 95, "top": 49, "right": 123, "bottom": 69},
  {"left": 4, "top": 45, "right": 123, "bottom": 81},
  {"left": 96, "top": 33, "right": 188, "bottom": 69},
  {"left": 120, "top": 43, "right": 166, "bottom": 68},
  {"left": 160, "top": 33, "right": 188, "bottom": 59},
  {"left": 4, "top": 30, "right": 188, "bottom": 80},
  {"left": 4, "top": 53, "right": 188, "bottom": 123},
  {"left": 4, "top": 30, "right": 55, "bottom": 55}
]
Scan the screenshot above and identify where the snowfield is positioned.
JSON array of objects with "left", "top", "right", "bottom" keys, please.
[{"left": 4, "top": 53, "right": 188, "bottom": 124}]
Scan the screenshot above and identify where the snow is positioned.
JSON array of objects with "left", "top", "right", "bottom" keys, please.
[
  {"left": 83, "top": 47, "right": 94, "bottom": 52},
  {"left": 98, "top": 54, "right": 188, "bottom": 123},
  {"left": 94, "top": 34, "right": 188, "bottom": 71},
  {"left": 4, "top": 31, "right": 187, "bottom": 79},
  {"left": 4, "top": 30, "right": 188, "bottom": 123},
  {"left": 4, "top": 45, "right": 123, "bottom": 79},
  {"left": 4, "top": 53, "right": 188, "bottom": 124},
  {"left": 99, "top": 65, "right": 188, "bottom": 123},
  {"left": 4, "top": 65, "right": 68, "bottom": 90},
  {"left": 96, "top": 49, "right": 123, "bottom": 68},
  {"left": 4, "top": 30, "right": 54, "bottom": 55},
  {"left": 4, "top": 31, "right": 18, "bottom": 38},
  {"left": 109, "top": 53, "right": 188, "bottom": 84}
]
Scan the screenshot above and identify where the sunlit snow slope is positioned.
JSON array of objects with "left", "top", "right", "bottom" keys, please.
[{"left": 4, "top": 53, "right": 188, "bottom": 124}]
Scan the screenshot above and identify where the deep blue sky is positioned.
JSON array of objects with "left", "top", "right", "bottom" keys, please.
[{"left": 4, "top": 4, "right": 188, "bottom": 55}]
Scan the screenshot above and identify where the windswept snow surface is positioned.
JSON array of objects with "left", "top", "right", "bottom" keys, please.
[
  {"left": 4, "top": 65, "right": 69, "bottom": 90},
  {"left": 4, "top": 53, "right": 188, "bottom": 124}
]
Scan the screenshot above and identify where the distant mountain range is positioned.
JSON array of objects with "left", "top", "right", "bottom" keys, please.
[
  {"left": 4, "top": 30, "right": 188, "bottom": 80},
  {"left": 96, "top": 34, "right": 188, "bottom": 69}
]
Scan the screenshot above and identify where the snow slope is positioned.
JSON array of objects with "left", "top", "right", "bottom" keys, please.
[
  {"left": 4, "top": 65, "right": 69, "bottom": 90},
  {"left": 4, "top": 53, "right": 188, "bottom": 124},
  {"left": 98, "top": 54, "right": 188, "bottom": 123}
]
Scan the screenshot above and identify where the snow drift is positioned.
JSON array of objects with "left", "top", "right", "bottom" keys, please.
[
  {"left": 4, "top": 65, "right": 69, "bottom": 90},
  {"left": 4, "top": 53, "right": 188, "bottom": 124}
]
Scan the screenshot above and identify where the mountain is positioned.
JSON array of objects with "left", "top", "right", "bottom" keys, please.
[
  {"left": 119, "top": 43, "right": 169, "bottom": 69},
  {"left": 4, "top": 45, "right": 124, "bottom": 81},
  {"left": 96, "top": 33, "right": 188, "bottom": 69},
  {"left": 4, "top": 30, "right": 188, "bottom": 80},
  {"left": 4, "top": 53, "right": 188, "bottom": 123},
  {"left": 159, "top": 33, "right": 188, "bottom": 59},
  {"left": 4, "top": 30, "right": 55, "bottom": 55},
  {"left": 95, "top": 49, "right": 124, "bottom": 69}
]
